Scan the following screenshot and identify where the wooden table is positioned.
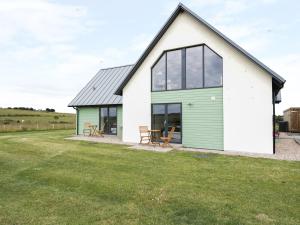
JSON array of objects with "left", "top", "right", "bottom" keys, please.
[
  {"left": 88, "top": 125, "right": 98, "bottom": 136},
  {"left": 148, "top": 129, "right": 161, "bottom": 145}
]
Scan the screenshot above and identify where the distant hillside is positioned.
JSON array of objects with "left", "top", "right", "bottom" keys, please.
[{"left": 0, "top": 108, "right": 75, "bottom": 132}]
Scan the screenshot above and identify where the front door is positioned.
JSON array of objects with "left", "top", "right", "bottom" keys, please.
[
  {"left": 151, "top": 103, "right": 181, "bottom": 143},
  {"left": 100, "top": 106, "right": 117, "bottom": 135}
]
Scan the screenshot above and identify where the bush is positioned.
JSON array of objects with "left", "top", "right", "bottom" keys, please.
[{"left": 46, "top": 108, "right": 55, "bottom": 112}]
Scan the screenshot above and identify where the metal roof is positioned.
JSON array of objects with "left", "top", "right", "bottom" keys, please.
[
  {"left": 68, "top": 64, "right": 134, "bottom": 107},
  {"left": 115, "top": 3, "right": 285, "bottom": 95}
]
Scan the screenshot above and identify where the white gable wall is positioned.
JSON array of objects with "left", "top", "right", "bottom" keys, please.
[{"left": 122, "top": 12, "right": 273, "bottom": 154}]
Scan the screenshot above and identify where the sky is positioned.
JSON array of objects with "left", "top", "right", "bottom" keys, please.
[{"left": 0, "top": 0, "right": 299, "bottom": 114}]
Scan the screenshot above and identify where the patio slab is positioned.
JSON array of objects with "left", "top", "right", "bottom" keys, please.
[
  {"left": 66, "top": 135, "right": 300, "bottom": 161},
  {"left": 65, "top": 135, "right": 132, "bottom": 145}
]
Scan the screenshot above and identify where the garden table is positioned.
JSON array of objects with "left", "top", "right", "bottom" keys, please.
[
  {"left": 88, "top": 125, "right": 98, "bottom": 136},
  {"left": 148, "top": 129, "right": 161, "bottom": 145}
]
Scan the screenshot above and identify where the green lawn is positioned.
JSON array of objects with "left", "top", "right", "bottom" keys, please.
[{"left": 0, "top": 130, "right": 299, "bottom": 225}]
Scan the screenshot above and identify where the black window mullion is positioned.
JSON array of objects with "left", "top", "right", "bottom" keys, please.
[
  {"left": 203, "top": 46, "right": 205, "bottom": 88},
  {"left": 99, "top": 107, "right": 101, "bottom": 131},
  {"left": 165, "top": 104, "right": 168, "bottom": 137},
  {"left": 182, "top": 48, "right": 186, "bottom": 89},
  {"left": 107, "top": 106, "right": 110, "bottom": 134},
  {"left": 165, "top": 53, "right": 167, "bottom": 91}
]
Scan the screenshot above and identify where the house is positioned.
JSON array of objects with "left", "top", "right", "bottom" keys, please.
[{"left": 69, "top": 3, "right": 285, "bottom": 154}]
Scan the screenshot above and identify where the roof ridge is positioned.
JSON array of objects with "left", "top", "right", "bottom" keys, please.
[{"left": 100, "top": 64, "right": 134, "bottom": 71}]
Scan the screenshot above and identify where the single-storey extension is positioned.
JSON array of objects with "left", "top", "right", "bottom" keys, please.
[{"left": 69, "top": 3, "right": 285, "bottom": 154}]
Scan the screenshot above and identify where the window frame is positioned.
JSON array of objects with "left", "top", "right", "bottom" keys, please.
[
  {"left": 99, "top": 105, "right": 118, "bottom": 135},
  {"left": 151, "top": 43, "right": 223, "bottom": 92},
  {"left": 151, "top": 103, "right": 182, "bottom": 144},
  {"left": 166, "top": 49, "right": 183, "bottom": 91},
  {"left": 151, "top": 53, "right": 167, "bottom": 91},
  {"left": 203, "top": 45, "right": 223, "bottom": 88}
]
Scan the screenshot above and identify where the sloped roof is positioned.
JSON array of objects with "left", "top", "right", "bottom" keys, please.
[
  {"left": 115, "top": 3, "right": 285, "bottom": 95},
  {"left": 68, "top": 64, "right": 134, "bottom": 107}
]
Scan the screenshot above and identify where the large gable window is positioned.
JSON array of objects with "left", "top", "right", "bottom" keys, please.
[
  {"left": 152, "top": 54, "right": 166, "bottom": 91},
  {"left": 186, "top": 46, "right": 203, "bottom": 89},
  {"left": 204, "top": 46, "right": 223, "bottom": 87},
  {"left": 167, "top": 50, "right": 182, "bottom": 90},
  {"left": 151, "top": 44, "right": 223, "bottom": 91}
]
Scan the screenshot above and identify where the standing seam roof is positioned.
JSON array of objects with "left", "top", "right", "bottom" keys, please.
[{"left": 68, "top": 64, "right": 134, "bottom": 107}]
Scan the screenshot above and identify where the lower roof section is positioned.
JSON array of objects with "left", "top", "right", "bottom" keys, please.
[{"left": 68, "top": 64, "right": 134, "bottom": 107}]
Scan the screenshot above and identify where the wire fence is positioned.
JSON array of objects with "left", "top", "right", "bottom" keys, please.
[{"left": 0, "top": 123, "right": 75, "bottom": 132}]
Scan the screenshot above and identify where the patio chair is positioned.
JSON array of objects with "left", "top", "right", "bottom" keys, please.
[
  {"left": 83, "top": 122, "right": 92, "bottom": 136},
  {"left": 95, "top": 122, "right": 106, "bottom": 137},
  {"left": 139, "top": 126, "right": 150, "bottom": 144},
  {"left": 160, "top": 127, "right": 175, "bottom": 148}
]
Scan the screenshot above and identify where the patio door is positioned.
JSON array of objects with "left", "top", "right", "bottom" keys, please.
[
  {"left": 100, "top": 106, "right": 117, "bottom": 135},
  {"left": 151, "top": 103, "right": 181, "bottom": 143}
]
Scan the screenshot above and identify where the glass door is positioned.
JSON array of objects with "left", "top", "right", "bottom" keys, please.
[
  {"left": 167, "top": 104, "right": 181, "bottom": 143},
  {"left": 152, "top": 104, "right": 166, "bottom": 136},
  {"left": 100, "top": 106, "right": 117, "bottom": 135},
  {"left": 151, "top": 103, "right": 181, "bottom": 143},
  {"left": 108, "top": 107, "right": 117, "bottom": 135}
]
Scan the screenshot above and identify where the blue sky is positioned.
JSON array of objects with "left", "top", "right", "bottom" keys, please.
[{"left": 0, "top": 0, "right": 299, "bottom": 114}]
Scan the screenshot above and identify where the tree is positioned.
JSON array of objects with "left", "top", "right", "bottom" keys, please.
[{"left": 46, "top": 108, "right": 55, "bottom": 112}]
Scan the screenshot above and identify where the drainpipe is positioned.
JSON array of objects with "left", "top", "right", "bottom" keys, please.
[
  {"left": 272, "top": 92, "right": 276, "bottom": 154},
  {"left": 72, "top": 107, "right": 78, "bottom": 135}
]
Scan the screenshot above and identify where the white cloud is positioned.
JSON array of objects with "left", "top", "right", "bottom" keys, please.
[
  {"left": 0, "top": 0, "right": 102, "bottom": 112},
  {"left": 0, "top": 0, "right": 93, "bottom": 44}
]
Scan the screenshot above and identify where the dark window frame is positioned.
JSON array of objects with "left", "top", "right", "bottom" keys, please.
[
  {"left": 151, "top": 54, "right": 166, "bottom": 91},
  {"left": 99, "top": 105, "right": 118, "bottom": 135},
  {"left": 203, "top": 45, "right": 223, "bottom": 88},
  {"left": 151, "top": 43, "right": 223, "bottom": 92},
  {"left": 166, "top": 49, "right": 183, "bottom": 91},
  {"left": 151, "top": 103, "right": 182, "bottom": 144}
]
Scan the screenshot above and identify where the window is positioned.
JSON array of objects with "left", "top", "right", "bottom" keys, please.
[
  {"left": 167, "top": 50, "right": 182, "bottom": 90},
  {"left": 186, "top": 46, "right": 203, "bottom": 88},
  {"left": 151, "top": 103, "right": 181, "bottom": 143},
  {"left": 152, "top": 54, "right": 166, "bottom": 91},
  {"left": 204, "top": 46, "right": 223, "bottom": 87},
  {"left": 100, "top": 106, "right": 117, "bottom": 135},
  {"left": 151, "top": 44, "right": 223, "bottom": 91}
]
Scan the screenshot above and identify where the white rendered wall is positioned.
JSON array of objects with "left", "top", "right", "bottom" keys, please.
[{"left": 122, "top": 12, "right": 273, "bottom": 153}]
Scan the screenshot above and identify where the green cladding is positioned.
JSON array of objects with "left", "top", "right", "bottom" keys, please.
[
  {"left": 77, "top": 107, "right": 99, "bottom": 135},
  {"left": 151, "top": 88, "right": 223, "bottom": 150},
  {"left": 77, "top": 106, "right": 122, "bottom": 139}
]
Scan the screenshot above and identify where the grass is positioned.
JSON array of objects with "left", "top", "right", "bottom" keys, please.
[
  {"left": 0, "top": 108, "right": 75, "bottom": 132},
  {"left": 0, "top": 130, "right": 299, "bottom": 225}
]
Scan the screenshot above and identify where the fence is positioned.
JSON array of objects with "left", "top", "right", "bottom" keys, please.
[{"left": 0, "top": 123, "right": 75, "bottom": 132}]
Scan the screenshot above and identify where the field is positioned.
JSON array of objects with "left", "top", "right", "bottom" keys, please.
[
  {"left": 0, "top": 108, "right": 75, "bottom": 132},
  {"left": 0, "top": 130, "right": 299, "bottom": 225}
]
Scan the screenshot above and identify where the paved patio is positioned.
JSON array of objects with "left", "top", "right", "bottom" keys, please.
[{"left": 66, "top": 133, "right": 300, "bottom": 161}]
